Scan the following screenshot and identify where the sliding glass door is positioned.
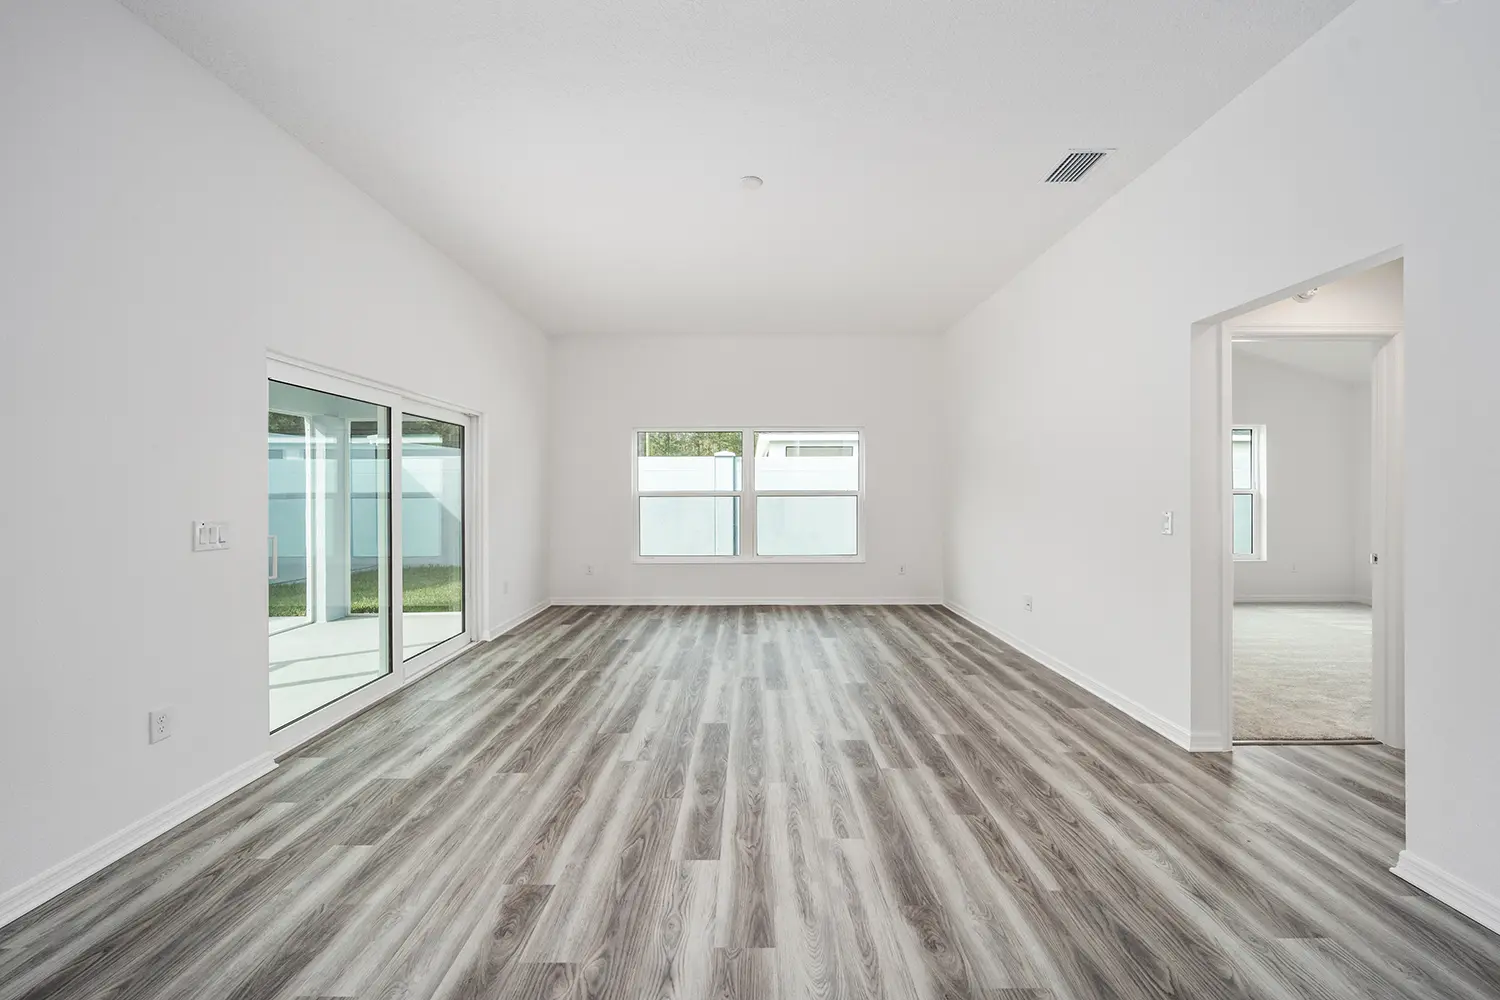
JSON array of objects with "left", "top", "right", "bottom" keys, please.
[
  {"left": 267, "top": 380, "right": 393, "bottom": 732},
  {"left": 267, "top": 364, "right": 476, "bottom": 746},
  {"left": 400, "top": 411, "right": 466, "bottom": 661}
]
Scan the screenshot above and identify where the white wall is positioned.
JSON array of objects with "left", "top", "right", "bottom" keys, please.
[
  {"left": 549, "top": 335, "right": 943, "bottom": 603},
  {"left": 0, "top": 0, "right": 548, "bottom": 908},
  {"left": 942, "top": 0, "right": 1500, "bottom": 923},
  {"left": 1349, "top": 377, "right": 1373, "bottom": 602},
  {"left": 1232, "top": 353, "right": 1371, "bottom": 603}
]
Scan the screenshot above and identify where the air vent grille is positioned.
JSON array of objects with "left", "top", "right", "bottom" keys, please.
[{"left": 1045, "top": 149, "right": 1110, "bottom": 183}]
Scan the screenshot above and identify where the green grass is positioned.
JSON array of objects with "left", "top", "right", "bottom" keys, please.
[{"left": 268, "top": 564, "right": 463, "bottom": 618}]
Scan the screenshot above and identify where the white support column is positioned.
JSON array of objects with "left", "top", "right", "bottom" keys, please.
[{"left": 311, "top": 415, "right": 351, "bottom": 622}]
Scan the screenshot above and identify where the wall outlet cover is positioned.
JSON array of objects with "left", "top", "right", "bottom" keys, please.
[{"left": 149, "top": 708, "right": 173, "bottom": 744}]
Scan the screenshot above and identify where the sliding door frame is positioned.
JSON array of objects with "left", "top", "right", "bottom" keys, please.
[
  {"left": 267, "top": 354, "right": 485, "bottom": 756},
  {"left": 399, "top": 399, "right": 479, "bottom": 682}
]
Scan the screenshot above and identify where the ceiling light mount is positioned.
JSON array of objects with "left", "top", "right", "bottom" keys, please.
[
  {"left": 739, "top": 175, "right": 764, "bottom": 190},
  {"left": 1293, "top": 287, "right": 1321, "bottom": 303}
]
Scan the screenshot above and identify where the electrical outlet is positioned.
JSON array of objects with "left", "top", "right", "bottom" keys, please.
[
  {"left": 1023, "top": 595, "right": 1034, "bottom": 612},
  {"left": 585, "top": 564, "right": 594, "bottom": 576},
  {"left": 149, "top": 708, "right": 173, "bottom": 744},
  {"left": 898, "top": 564, "right": 907, "bottom": 576}
]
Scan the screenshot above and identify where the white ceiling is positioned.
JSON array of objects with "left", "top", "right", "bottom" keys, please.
[{"left": 121, "top": 0, "right": 1356, "bottom": 337}]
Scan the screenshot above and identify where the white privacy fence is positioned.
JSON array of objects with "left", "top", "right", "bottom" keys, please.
[
  {"left": 636, "top": 452, "right": 859, "bottom": 557},
  {"left": 269, "top": 434, "right": 462, "bottom": 583}
]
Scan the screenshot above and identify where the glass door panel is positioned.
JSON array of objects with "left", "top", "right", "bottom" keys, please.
[
  {"left": 268, "top": 411, "right": 310, "bottom": 634},
  {"left": 268, "top": 380, "right": 392, "bottom": 731},
  {"left": 400, "top": 412, "right": 465, "bottom": 660}
]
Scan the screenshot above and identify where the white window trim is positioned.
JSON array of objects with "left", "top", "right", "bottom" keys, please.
[
  {"left": 1232, "top": 423, "right": 1268, "bottom": 562},
  {"left": 631, "top": 426, "right": 866, "bottom": 565}
]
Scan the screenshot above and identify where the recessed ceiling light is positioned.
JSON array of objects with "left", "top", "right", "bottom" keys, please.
[{"left": 740, "top": 175, "right": 764, "bottom": 190}]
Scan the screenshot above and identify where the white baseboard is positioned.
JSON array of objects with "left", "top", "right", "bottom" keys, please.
[
  {"left": 1236, "top": 595, "right": 1372, "bottom": 605},
  {"left": 550, "top": 597, "right": 944, "bottom": 607},
  {"left": 0, "top": 753, "right": 278, "bottom": 931},
  {"left": 1392, "top": 851, "right": 1500, "bottom": 935},
  {"left": 483, "top": 601, "right": 552, "bottom": 641},
  {"left": 944, "top": 601, "right": 1196, "bottom": 752}
]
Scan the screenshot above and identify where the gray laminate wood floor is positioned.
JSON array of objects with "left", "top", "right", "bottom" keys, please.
[{"left": 3, "top": 605, "right": 1497, "bottom": 999}]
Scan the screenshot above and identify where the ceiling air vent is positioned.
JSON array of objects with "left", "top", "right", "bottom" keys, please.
[{"left": 1045, "top": 149, "right": 1111, "bottom": 183}]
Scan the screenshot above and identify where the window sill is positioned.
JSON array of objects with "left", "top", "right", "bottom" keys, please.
[
  {"left": 1233, "top": 554, "right": 1268, "bottom": 563},
  {"left": 632, "top": 555, "right": 866, "bottom": 566}
]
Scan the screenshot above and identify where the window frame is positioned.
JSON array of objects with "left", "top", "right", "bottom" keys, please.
[
  {"left": 1232, "top": 424, "right": 1267, "bottom": 562},
  {"left": 631, "top": 426, "right": 865, "bottom": 564}
]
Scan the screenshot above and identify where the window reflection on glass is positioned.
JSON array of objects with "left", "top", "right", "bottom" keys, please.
[{"left": 401, "top": 414, "right": 465, "bottom": 660}]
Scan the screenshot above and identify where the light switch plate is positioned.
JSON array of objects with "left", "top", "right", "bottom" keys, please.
[
  {"left": 193, "top": 520, "right": 230, "bottom": 551},
  {"left": 1161, "top": 511, "right": 1175, "bottom": 535}
]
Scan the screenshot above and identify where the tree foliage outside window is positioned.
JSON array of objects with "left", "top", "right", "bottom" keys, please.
[
  {"left": 404, "top": 418, "right": 463, "bottom": 449},
  {"left": 269, "top": 412, "right": 306, "bottom": 435},
  {"left": 637, "top": 430, "right": 743, "bottom": 457}
]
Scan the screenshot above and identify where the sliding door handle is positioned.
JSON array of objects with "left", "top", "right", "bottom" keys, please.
[{"left": 269, "top": 534, "right": 279, "bottom": 581}]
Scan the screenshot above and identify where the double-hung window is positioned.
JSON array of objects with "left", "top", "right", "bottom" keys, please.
[
  {"left": 753, "top": 431, "right": 860, "bottom": 557},
  {"left": 1232, "top": 425, "right": 1266, "bottom": 560},
  {"left": 635, "top": 431, "right": 744, "bottom": 557},
  {"left": 633, "top": 429, "right": 862, "bottom": 561}
]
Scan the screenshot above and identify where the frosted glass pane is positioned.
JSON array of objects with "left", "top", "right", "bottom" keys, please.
[
  {"left": 1233, "top": 493, "right": 1255, "bottom": 556},
  {"left": 756, "top": 495, "right": 858, "bottom": 556},
  {"left": 640, "top": 496, "right": 740, "bottom": 556},
  {"left": 1232, "top": 438, "right": 1253, "bottom": 490}
]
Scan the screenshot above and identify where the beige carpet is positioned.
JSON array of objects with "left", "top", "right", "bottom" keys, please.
[{"left": 1233, "top": 603, "right": 1372, "bottom": 741}]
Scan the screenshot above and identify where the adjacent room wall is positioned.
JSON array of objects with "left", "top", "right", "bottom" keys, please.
[
  {"left": 942, "top": 0, "right": 1500, "bottom": 926},
  {"left": 549, "top": 334, "right": 943, "bottom": 604},
  {"left": 0, "top": 0, "right": 548, "bottom": 911},
  {"left": 1232, "top": 353, "right": 1371, "bottom": 603}
]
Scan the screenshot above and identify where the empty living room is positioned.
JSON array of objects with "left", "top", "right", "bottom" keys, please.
[{"left": 3, "top": 1, "right": 1499, "bottom": 998}]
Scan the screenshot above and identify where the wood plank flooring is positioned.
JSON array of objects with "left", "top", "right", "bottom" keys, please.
[{"left": 3, "top": 605, "right": 1498, "bottom": 999}]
